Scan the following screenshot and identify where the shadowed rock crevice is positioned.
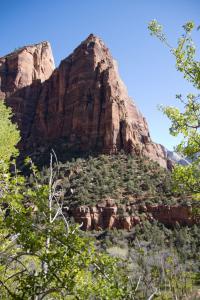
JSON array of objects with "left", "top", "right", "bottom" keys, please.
[{"left": 118, "top": 120, "right": 125, "bottom": 151}]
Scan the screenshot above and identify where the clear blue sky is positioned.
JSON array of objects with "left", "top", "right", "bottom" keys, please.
[{"left": 1, "top": 0, "right": 199, "bottom": 150}]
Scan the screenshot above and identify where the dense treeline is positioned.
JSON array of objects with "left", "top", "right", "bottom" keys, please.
[
  {"left": 37, "top": 153, "right": 184, "bottom": 207},
  {"left": 94, "top": 222, "right": 200, "bottom": 299}
]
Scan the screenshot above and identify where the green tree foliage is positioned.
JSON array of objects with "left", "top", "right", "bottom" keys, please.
[
  {"left": 38, "top": 154, "right": 175, "bottom": 207},
  {"left": 97, "top": 222, "right": 200, "bottom": 299},
  {"left": 148, "top": 20, "right": 200, "bottom": 196},
  {"left": 0, "top": 155, "right": 128, "bottom": 299},
  {"left": 0, "top": 102, "right": 128, "bottom": 299},
  {"left": 0, "top": 101, "right": 20, "bottom": 199},
  {"left": 0, "top": 101, "right": 20, "bottom": 163},
  {"left": 1, "top": 97, "right": 193, "bottom": 298}
]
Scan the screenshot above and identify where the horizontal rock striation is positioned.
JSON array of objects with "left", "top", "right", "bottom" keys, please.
[{"left": 1, "top": 35, "right": 167, "bottom": 167}]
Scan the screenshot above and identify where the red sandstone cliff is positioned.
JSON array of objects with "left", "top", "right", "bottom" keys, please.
[
  {"left": 0, "top": 41, "right": 54, "bottom": 95},
  {"left": 0, "top": 35, "right": 167, "bottom": 167},
  {"left": 0, "top": 42, "right": 55, "bottom": 140},
  {"left": 69, "top": 200, "right": 199, "bottom": 231}
]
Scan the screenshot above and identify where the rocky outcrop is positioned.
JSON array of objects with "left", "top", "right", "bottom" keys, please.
[
  {"left": 69, "top": 200, "right": 199, "bottom": 230},
  {"left": 0, "top": 42, "right": 55, "bottom": 142},
  {"left": 0, "top": 35, "right": 167, "bottom": 167},
  {"left": 147, "top": 204, "right": 195, "bottom": 226},
  {"left": 0, "top": 41, "right": 54, "bottom": 96}
]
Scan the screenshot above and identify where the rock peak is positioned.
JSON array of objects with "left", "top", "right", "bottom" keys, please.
[
  {"left": 86, "top": 33, "right": 96, "bottom": 40},
  {"left": 81, "top": 34, "right": 108, "bottom": 52},
  {"left": 0, "top": 41, "right": 55, "bottom": 95},
  {"left": 0, "top": 37, "right": 167, "bottom": 168},
  {"left": 85, "top": 33, "right": 102, "bottom": 41},
  {"left": 0, "top": 41, "right": 52, "bottom": 60}
]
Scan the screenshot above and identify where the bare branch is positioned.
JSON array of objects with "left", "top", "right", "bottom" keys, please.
[{"left": 147, "top": 288, "right": 158, "bottom": 300}]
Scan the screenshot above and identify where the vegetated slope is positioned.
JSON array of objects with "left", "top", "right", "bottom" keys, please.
[
  {"left": 39, "top": 153, "right": 174, "bottom": 207},
  {"left": 36, "top": 151, "right": 200, "bottom": 297},
  {"left": 35, "top": 153, "right": 199, "bottom": 231}
]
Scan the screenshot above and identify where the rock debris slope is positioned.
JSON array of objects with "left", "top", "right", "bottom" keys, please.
[{"left": 0, "top": 35, "right": 167, "bottom": 167}]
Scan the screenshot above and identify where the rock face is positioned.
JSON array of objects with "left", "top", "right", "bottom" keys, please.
[
  {"left": 0, "top": 35, "right": 167, "bottom": 167},
  {"left": 164, "top": 148, "right": 190, "bottom": 166},
  {"left": 0, "top": 42, "right": 55, "bottom": 142},
  {"left": 69, "top": 201, "right": 199, "bottom": 231},
  {"left": 0, "top": 41, "right": 54, "bottom": 96}
]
